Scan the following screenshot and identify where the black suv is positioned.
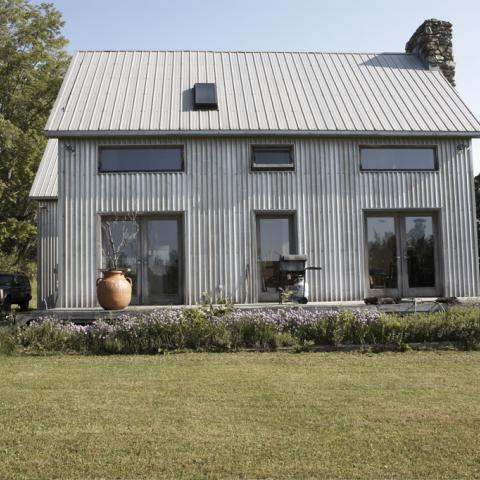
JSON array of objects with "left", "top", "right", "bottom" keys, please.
[{"left": 0, "top": 273, "right": 32, "bottom": 311}]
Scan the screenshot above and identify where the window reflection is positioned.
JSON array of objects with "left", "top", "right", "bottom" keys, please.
[
  {"left": 99, "top": 147, "right": 183, "bottom": 172},
  {"left": 405, "top": 217, "right": 435, "bottom": 288},
  {"left": 252, "top": 146, "right": 294, "bottom": 170},
  {"left": 258, "top": 217, "right": 295, "bottom": 301},
  {"left": 147, "top": 219, "right": 179, "bottom": 301},
  {"left": 361, "top": 147, "right": 436, "bottom": 171},
  {"left": 367, "top": 217, "right": 398, "bottom": 289}
]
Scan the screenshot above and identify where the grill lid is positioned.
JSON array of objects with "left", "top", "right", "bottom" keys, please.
[{"left": 280, "top": 254, "right": 307, "bottom": 262}]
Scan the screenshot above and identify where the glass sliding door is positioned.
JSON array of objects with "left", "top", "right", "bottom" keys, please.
[
  {"left": 365, "top": 212, "right": 440, "bottom": 298},
  {"left": 101, "top": 215, "right": 183, "bottom": 305},
  {"left": 142, "top": 218, "right": 182, "bottom": 304},
  {"left": 256, "top": 214, "right": 296, "bottom": 302},
  {"left": 366, "top": 216, "right": 400, "bottom": 297},
  {"left": 403, "top": 215, "right": 437, "bottom": 297}
]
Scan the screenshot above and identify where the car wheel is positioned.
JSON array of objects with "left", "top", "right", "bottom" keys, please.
[
  {"left": 19, "top": 299, "right": 29, "bottom": 311},
  {"left": 2, "top": 296, "right": 12, "bottom": 312}
]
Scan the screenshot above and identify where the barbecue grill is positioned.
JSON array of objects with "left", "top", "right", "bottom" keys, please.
[{"left": 278, "top": 255, "right": 321, "bottom": 304}]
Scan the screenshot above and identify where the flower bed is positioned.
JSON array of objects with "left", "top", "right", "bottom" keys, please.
[{"left": 1, "top": 306, "right": 480, "bottom": 354}]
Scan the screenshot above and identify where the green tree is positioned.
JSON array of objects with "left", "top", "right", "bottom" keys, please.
[{"left": 0, "top": 0, "right": 68, "bottom": 271}]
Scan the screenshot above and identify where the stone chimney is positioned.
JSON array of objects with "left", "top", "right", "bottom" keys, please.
[{"left": 405, "top": 19, "right": 455, "bottom": 86}]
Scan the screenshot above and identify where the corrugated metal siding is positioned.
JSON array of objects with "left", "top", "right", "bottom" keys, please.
[
  {"left": 29, "top": 139, "right": 58, "bottom": 198},
  {"left": 45, "top": 51, "right": 480, "bottom": 135},
  {"left": 56, "top": 136, "right": 479, "bottom": 308},
  {"left": 37, "top": 200, "right": 58, "bottom": 308}
]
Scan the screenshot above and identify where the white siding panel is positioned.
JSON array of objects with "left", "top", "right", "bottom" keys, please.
[
  {"left": 56, "top": 136, "right": 479, "bottom": 307},
  {"left": 37, "top": 201, "right": 58, "bottom": 308}
]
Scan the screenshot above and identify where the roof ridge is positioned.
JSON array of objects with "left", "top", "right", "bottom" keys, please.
[{"left": 74, "top": 49, "right": 415, "bottom": 56}]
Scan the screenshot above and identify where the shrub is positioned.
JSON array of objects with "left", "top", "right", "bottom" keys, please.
[
  {"left": 0, "top": 306, "right": 479, "bottom": 355},
  {"left": 0, "top": 326, "right": 19, "bottom": 354},
  {"left": 226, "top": 313, "right": 279, "bottom": 350}
]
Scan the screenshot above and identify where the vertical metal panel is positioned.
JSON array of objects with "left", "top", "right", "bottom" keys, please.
[
  {"left": 45, "top": 51, "right": 480, "bottom": 135},
  {"left": 37, "top": 201, "right": 58, "bottom": 308},
  {"left": 29, "top": 139, "right": 58, "bottom": 199},
  {"left": 57, "top": 136, "right": 479, "bottom": 307}
]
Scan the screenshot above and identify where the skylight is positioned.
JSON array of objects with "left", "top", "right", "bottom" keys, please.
[{"left": 193, "top": 83, "right": 218, "bottom": 110}]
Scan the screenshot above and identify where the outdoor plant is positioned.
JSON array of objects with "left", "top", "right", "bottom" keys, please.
[
  {"left": 101, "top": 214, "right": 139, "bottom": 271},
  {"left": 1, "top": 306, "right": 480, "bottom": 355},
  {"left": 279, "top": 287, "right": 293, "bottom": 304},
  {"left": 198, "top": 291, "right": 235, "bottom": 317}
]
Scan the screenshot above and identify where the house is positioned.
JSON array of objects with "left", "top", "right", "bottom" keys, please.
[{"left": 29, "top": 19, "right": 480, "bottom": 309}]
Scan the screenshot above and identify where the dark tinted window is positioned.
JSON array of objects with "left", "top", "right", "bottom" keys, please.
[
  {"left": 194, "top": 83, "right": 217, "bottom": 109},
  {"left": 0, "top": 274, "right": 13, "bottom": 286},
  {"left": 360, "top": 147, "right": 437, "bottom": 171},
  {"left": 252, "top": 146, "right": 294, "bottom": 171},
  {"left": 99, "top": 147, "right": 183, "bottom": 172}
]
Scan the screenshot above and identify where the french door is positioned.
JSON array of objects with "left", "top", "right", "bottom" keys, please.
[
  {"left": 365, "top": 212, "right": 440, "bottom": 298},
  {"left": 101, "top": 215, "right": 183, "bottom": 305},
  {"left": 256, "top": 214, "right": 296, "bottom": 302}
]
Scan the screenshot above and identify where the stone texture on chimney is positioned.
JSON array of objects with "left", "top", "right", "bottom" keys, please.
[{"left": 406, "top": 19, "right": 455, "bottom": 86}]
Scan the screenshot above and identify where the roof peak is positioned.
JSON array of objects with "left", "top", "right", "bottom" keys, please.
[{"left": 74, "top": 49, "right": 414, "bottom": 56}]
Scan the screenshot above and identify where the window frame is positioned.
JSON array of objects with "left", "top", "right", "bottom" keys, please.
[
  {"left": 251, "top": 145, "right": 295, "bottom": 172},
  {"left": 359, "top": 145, "right": 439, "bottom": 172},
  {"left": 98, "top": 145, "right": 185, "bottom": 174}
]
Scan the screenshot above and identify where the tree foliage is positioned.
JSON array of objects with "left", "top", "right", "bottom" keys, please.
[{"left": 0, "top": 0, "right": 68, "bottom": 270}]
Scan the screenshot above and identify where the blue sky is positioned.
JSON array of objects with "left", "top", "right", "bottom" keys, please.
[{"left": 36, "top": 0, "right": 480, "bottom": 170}]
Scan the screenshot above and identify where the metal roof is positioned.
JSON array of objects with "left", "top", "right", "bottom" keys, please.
[
  {"left": 45, "top": 50, "right": 480, "bottom": 136},
  {"left": 29, "top": 139, "right": 57, "bottom": 198}
]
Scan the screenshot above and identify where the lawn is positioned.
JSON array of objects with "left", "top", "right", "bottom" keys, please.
[{"left": 0, "top": 352, "right": 479, "bottom": 479}]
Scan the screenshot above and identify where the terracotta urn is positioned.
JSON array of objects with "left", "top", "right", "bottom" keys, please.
[{"left": 96, "top": 270, "right": 132, "bottom": 310}]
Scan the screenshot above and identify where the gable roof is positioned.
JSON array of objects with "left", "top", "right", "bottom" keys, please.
[
  {"left": 29, "top": 139, "right": 57, "bottom": 199},
  {"left": 45, "top": 50, "right": 480, "bottom": 137}
]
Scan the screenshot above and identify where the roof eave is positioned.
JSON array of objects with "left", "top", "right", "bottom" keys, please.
[
  {"left": 44, "top": 129, "right": 480, "bottom": 139},
  {"left": 29, "top": 195, "right": 58, "bottom": 200}
]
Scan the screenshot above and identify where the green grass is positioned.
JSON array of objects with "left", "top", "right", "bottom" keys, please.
[{"left": 0, "top": 352, "right": 479, "bottom": 479}]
